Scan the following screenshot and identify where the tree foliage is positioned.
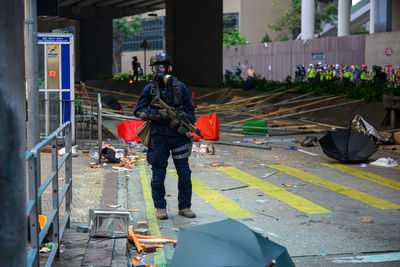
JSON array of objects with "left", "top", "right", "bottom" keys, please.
[
  {"left": 112, "top": 16, "right": 143, "bottom": 72},
  {"left": 223, "top": 31, "right": 251, "bottom": 48},
  {"left": 269, "top": 0, "right": 337, "bottom": 40},
  {"left": 261, "top": 32, "right": 272, "bottom": 43}
]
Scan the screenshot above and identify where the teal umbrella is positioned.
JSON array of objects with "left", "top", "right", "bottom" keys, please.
[{"left": 171, "top": 219, "right": 295, "bottom": 267}]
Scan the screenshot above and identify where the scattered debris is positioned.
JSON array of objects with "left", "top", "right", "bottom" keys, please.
[
  {"left": 370, "top": 157, "right": 398, "bottom": 167},
  {"left": 221, "top": 185, "right": 249, "bottom": 191},
  {"left": 232, "top": 197, "right": 241, "bottom": 201},
  {"left": 300, "top": 136, "right": 317, "bottom": 147},
  {"left": 297, "top": 149, "right": 319, "bottom": 156},
  {"left": 256, "top": 199, "right": 268, "bottom": 203},
  {"left": 137, "top": 221, "right": 148, "bottom": 228},
  {"left": 263, "top": 171, "right": 277, "bottom": 178},
  {"left": 192, "top": 143, "right": 215, "bottom": 155},
  {"left": 361, "top": 216, "right": 373, "bottom": 223},
  {"left": 40, "top": 146, "right": 52, "bottom": 153},
  {"left": 107, "top": 204, "right": 121, "bottom": 208},
  {"left": 58, "top": 145, "right": 78, "bottom": 157}
]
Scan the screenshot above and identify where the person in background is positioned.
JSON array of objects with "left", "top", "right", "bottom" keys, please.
[
  {"left": 360, "top": 64, "right": 368, "bottom": 83},
  {"left": 247, "top": 65, "right": 255, "bottom": 79},
  {"left": 131, "top": 56, "right": 140, "bottom": 82}
]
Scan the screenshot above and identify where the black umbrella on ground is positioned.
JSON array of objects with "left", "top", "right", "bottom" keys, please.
[
  {"left": 102, "top": 95, "right": 122, "bottom": 111},
  {"left": 171, "top": 218, "right": 295, "bottom": 267},
  {"left": 319, "top": 128, "right": 377, "bottom": 162}
]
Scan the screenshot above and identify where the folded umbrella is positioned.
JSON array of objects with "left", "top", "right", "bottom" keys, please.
[
  {"left": 319, "top": 128, "right": 377, "bottom": 162},
  {"left": 171, "top": 218, "right": 294, "bottom": 267}
]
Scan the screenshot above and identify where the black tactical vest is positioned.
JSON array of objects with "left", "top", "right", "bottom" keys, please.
[{"left": 151, "top": 77, "right": 184, "bottom": 110}]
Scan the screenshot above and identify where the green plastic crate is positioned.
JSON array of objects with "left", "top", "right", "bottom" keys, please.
[{"left": 243, "top": 121, "right": 267, "bottom": 134}]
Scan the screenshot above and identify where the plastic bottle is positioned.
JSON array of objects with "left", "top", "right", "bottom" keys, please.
[{"left": 46, "top": 242, "right": 53, "bottom": 249}]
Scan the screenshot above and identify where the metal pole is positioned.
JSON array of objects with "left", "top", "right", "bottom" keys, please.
[
  {"left": 301, "top": 0, "right": 315, "bottom": 39},
  {"left": 144, "top": 47, "right": 147, "bottom": 77},
  {"left": 369, "top": 0, "right": 375, "bottom": 34},
  {"left": 338, "top": 0, "right": 351, "bottom": 36},
  {"left": 25, "top": 0, "right": 40, "bottom": 150},
  {"left": 0, "top": 0, "right": 27, "bottom": 265},
  {"left": 98, "top": 93, "right": 102, "bottom": 164}
]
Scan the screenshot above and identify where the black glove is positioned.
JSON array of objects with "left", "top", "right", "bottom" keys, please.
[
  {"left": 177, "top": 125, "right": 188, "bottom": 135},
  {"left": 138, "top": 111, "right": 162, "bottom": 121},
  {"left": 176, "top": 111, "right": 189, "bottom": 122},
  {"left": 158, "top": 109, "right": 172, "bottom": 120}
]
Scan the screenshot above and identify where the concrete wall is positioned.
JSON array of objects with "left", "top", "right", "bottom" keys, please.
[
  {"left": 121, "top": 50, "right": 162, "bottom": 75},
  {"left": 223, "top": 0, "right": 240, "bottom": 13},
  {"left": 224, "top": 34, "right": 366, "bottom": 81},
  {"left": 365, "top": 31, "right": 400, "bottom": 69}
]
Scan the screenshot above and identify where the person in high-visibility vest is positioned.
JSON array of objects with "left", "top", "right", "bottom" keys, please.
[
  {"left": 391, "top": 68, "right": 396, "bottom": 87},
  {"left": 360, "top": 64, "right": 367, "bottom": 83},
  {"left": 342, "top": 66, "right": 351, "bottom": 84},
  {"left": 308, "top": 64, "right": 315, "bottom": 81},
  {"left": 395, "top": 66, "right": 400, "bottom": 88},
  {"left": 325, "top": 66, "right": 332, "bottom": 80}
]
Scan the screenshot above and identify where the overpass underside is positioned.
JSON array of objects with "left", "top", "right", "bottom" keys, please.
[{"left": 38, "top": 0, "right": 222, "bottom": 86}]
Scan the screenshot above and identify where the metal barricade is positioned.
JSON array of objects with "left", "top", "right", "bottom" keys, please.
[
  {"left": 26, "top": 121, "right": 72, "bottom": 267},
  {"left": 75, "top": 92, "right": 101, "bottom": 150}
]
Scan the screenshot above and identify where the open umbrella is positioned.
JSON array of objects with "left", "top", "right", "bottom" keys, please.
[
  {"left": 171, "top": 218, "right": 294, "bottom": 267},
  {"left": 319, "top": 128, "right": 377, "bottom": 162}
]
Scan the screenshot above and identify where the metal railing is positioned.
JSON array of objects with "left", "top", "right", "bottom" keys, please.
[{"left": 26, "top": 121, "right": 72, "bottom": 267}]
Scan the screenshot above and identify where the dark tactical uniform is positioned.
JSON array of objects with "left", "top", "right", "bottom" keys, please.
[{"left": 134, "top": 53, "right": 195, "bottom": 213}]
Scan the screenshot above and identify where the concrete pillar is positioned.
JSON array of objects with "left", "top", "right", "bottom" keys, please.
[
  {"left": 338, "top": 0, "right": 350, "bottom": 36},
  {"left": 0, "top": 0, "right": 27, "bottom": 265},
  {"left": 166, "top": 0, "right": 222, "bottom": 86},
  {"left": 301, "top": 0, "right": 315, "bottom": 40},
  {"left": 370, "top": 0, "right": 375, "bottom": 34},
  {"left": 79, "top": 19, "right": 112, "bottom": 80}
]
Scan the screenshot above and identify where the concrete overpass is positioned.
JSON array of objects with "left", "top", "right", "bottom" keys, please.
[{"left": 38, "top": 0, "right": 222, "bottom": 86}]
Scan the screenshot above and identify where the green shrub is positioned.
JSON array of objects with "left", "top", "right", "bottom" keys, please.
[
  {"left": 112, "top": 72, "right": 132, "bottom": 81},
  {"left": 217, "top": 77, "right": 398, "bottom": 103}
]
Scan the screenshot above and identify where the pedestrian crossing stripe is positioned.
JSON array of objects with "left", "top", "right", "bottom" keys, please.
[
  {"left": 322, "top": 163, "right": 400, "bottom": 191},
  {"left": 268, "top": 165, "right": 400, "bottom": 210},
  {"left": 167, "top": 169, "right": 256, "bottom": 219},
  {"left": 217, "top": 167, "right": 332, "bottom": 214},
  {"left": 139, "top": 162, "right": 166, "bottom": 266}
]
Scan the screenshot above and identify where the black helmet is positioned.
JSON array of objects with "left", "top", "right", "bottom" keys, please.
[{"left": 149, "top": 52, "right": 173, "bottom": 66}]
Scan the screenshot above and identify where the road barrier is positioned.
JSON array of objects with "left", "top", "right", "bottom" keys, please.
[{"left": 26, "top": 121, "right": 72, "bottom": 267}]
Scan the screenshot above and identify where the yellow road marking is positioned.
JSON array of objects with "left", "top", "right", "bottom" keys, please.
[
  {"left": 393, "top": 166, "right": 400, "bottom": 170},
  {"left": 217, "top": 167, "right": 332, "bottom": 214},
  {"left": 269, "top": 165, "right": 400, "bottom": 210},
  {"left": 167, "top": 169, "right": 256, "bottom": 218},
  {"left": 139, "top": 162, "right": 166, "bottom": 266},
  {"left": 322, "top": 163, "right": 400, "bottom": 191}
]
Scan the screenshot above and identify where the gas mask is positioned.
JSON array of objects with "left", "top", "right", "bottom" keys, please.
[{"left": 152, "top": 64, "right": 173, "bottom": 85}]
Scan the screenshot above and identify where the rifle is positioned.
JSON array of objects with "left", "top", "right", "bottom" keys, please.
[{"left": 150, "top": 97, "right": 203, "bottom": 138}]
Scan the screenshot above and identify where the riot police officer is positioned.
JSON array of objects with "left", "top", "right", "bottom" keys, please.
[{"left": 134, "top": 52, "right": 196, "bottom": 220}]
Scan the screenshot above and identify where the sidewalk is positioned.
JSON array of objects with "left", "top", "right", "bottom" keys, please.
[{"left": 39, "top": 144, "right": 133, "bottom": 266}]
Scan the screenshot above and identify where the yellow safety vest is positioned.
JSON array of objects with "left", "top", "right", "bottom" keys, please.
[
  {"left": 308, "top": 68, "right": 314, "bottom": 78},
  {"left": 360, "top": 70, "right": 367, "bottom": 80}
]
